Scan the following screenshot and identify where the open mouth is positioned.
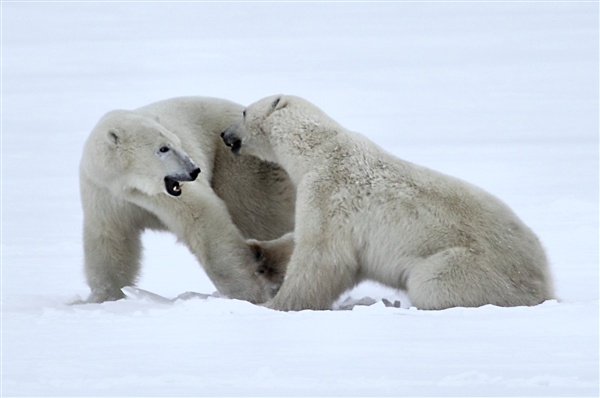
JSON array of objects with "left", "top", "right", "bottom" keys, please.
[
  {"left": 230, "top": 140, "right": 241, "bottom": 156},
  {"left": 222, "top": 134, "right": 242, "bottom": 156},
  {"left": 164, "top": 177, "right": 182, "bottom": 196}
]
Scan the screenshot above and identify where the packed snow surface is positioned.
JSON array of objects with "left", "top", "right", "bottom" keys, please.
[{"left": 2, "top": 2, "right": 598, "bottom": 397}]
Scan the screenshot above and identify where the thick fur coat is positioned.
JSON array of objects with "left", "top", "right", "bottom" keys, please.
[
  {"left": 221, "top": 94, "right": 554, "bottom": 311},
  {"left": 79, "top": 97, "right": 295, "bottom": 303}
]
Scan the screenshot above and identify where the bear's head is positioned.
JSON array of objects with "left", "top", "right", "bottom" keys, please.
[
  {"left": 220, "top": 94, "right": 333, "bottom": 166},
  {"left": 82, "top": 110, "right": 200, "bottom": 197},
  {"left": 220, "top": 94, "right": 291, "bottom": 163}
]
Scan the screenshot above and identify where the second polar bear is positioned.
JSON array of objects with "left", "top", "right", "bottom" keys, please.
[
  {"left": 222, "top": 94, "right": 554, "bottom": 311},
  {"left": 80, "top": 97, "right": 295, "bottom": 304}
]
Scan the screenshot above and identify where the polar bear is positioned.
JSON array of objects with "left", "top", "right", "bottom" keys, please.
[
  {"left": 80, "top": 97, "right": 295, "bottom": 303},
  {"left": 221, "top": 94, "right": 554, "bottom": 311}
]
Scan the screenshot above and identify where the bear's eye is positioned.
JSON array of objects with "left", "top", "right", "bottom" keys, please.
[
  {"left": 159, "top": 146, "right": 170, "bottom": 153},
  {"left": 243, "top": 109, "right": 246, "bottom": 118}
]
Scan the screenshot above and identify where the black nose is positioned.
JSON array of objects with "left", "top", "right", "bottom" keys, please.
[
  {"left": 220, "top": 131, "right": 225, "bottom": 138},
  {"left": 189, "top": 167, "right": 201, "bottom": 181}
]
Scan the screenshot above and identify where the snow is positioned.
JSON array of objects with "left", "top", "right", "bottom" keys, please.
[{"left": 2, "top": 1, "right": 598, "bottom": 396}]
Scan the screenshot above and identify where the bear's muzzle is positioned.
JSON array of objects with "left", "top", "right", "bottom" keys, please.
[{"left": 164, "top": 167, "right": 201, "bottom": 196}]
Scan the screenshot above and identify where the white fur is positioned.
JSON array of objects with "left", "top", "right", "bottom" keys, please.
[
  {"left": 79, "top": 97, "right": 295, "bottom": 303},
  {"left": 222, "top": 94, "right": 554, "bottom": 311}
]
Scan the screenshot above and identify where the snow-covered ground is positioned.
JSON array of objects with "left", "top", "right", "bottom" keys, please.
[{"left": 2, "top": 2, "right": 598, "bottom": 396}]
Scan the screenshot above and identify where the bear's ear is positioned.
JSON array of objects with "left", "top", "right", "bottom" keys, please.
[
  {"left": 272, "top": 95, "right": 287, "bottom": 111},
  {"left": 106, "top": 129, "right": 121, "bottom": 146}
]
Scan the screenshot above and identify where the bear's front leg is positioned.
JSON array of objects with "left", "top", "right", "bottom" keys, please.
[
  {"left": 263, "top": 241, "right": 359, "bottom": 311},
  {"left": 80, "top": 182, "right": 161, "bottom": 303},
  {"left": 82, "top": 215, "right": 143, "bottom": 303}
]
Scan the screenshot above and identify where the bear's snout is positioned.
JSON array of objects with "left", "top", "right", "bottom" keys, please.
[
  {"left": 164, "top": 166, "right": 200, "bottom": 197},
  {"left": 221, "top": 129, "right": 242, "bottom": 156},
  {"left": 189, "top": 167, "right": 201, "bottom": 181},
  {"left": 176, "top": 166, "right": 201, "bottom": 183}
]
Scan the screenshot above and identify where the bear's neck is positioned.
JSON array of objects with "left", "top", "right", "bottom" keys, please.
[{"left": 271, "top": 125, "right": 351, "bottom": 186}]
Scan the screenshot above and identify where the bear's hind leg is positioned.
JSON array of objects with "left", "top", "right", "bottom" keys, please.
[
  {"left": 406, "top": 247, "right": 544, "bottom": 310},
  {"left": 407, "top": 248, "right": 493, "bottom": 310}
]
